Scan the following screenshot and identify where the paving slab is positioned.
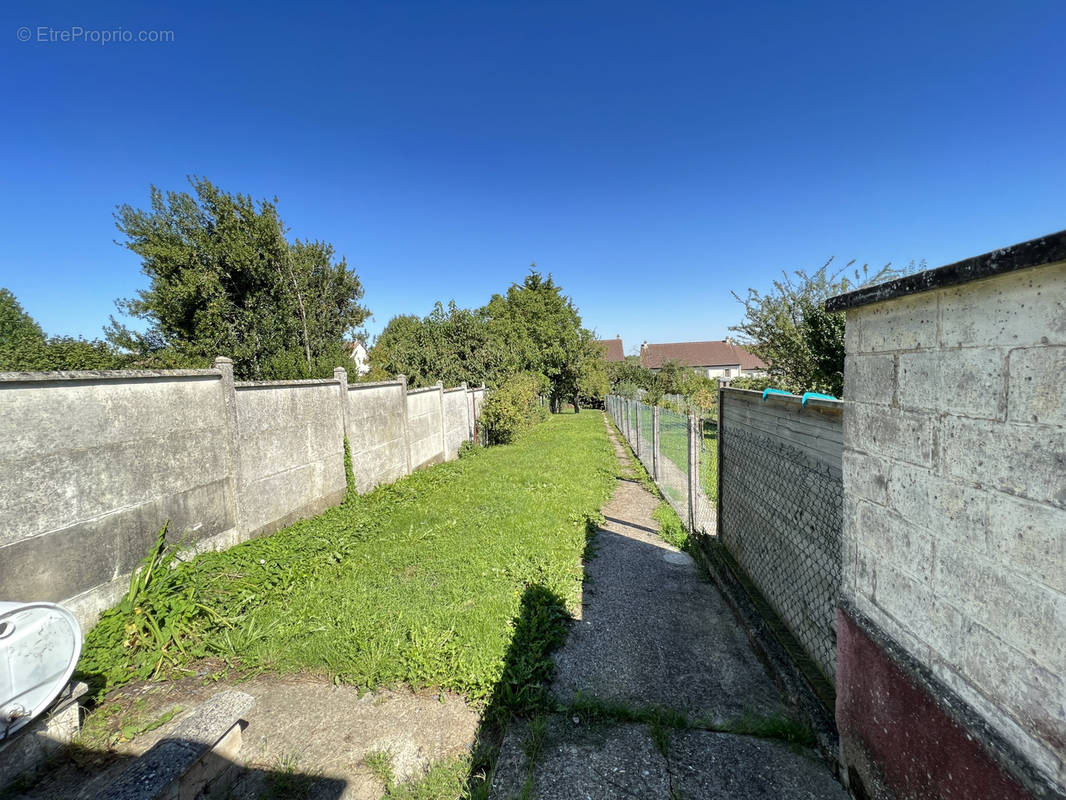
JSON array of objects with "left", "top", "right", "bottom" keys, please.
[
  {"left": 669, "top": 729, "right": 850, "bottom": 799},
  {"left": 490, "top": 719, "right": 669, "bottom": 800},
  {"left": 551, "top": 440, "right": 788, "bottom": 723},
  {"left": 490, "top": 416, "right": 848, "bottom": 799}
]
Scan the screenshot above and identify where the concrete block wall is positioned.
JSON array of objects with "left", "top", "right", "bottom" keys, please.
[
  {"left": 717, "top": 388, "right": 843, "bottom": 684},
  {"left": 0, "top": 363, "right": 483, "bottom": 630},
  {"left": 233, "top": 380, "right": 346, "bottom": 538},
  {"left": 443, "top": 386, "right": 471, "bottom": 460},
  {"left": 469, "top": 387, "right": 486, "bottom": 443},
  {"left": 406, "top": 384, "right": 446, "bottom": 470},
  {"left": 829, "top": 234, "right": 1066, "bottom": 799},
  {"left": 0, "top": 369, "right": 235, "bottom": 626},
  {"left": 345, "top": 380, "right": 409, "bottom": 494}
]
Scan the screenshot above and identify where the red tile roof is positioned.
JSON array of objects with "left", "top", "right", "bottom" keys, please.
[
  {"left": 596, "top": 337, "right": 625, "bottom": 362},
  {"left": 640, "top": 341, "right": 766, "bottom": 370}
]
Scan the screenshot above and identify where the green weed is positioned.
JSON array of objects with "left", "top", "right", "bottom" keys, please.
[
  {"left": 76, "top": 696, "right": 183, "bottom": 749},
  {"left": 653, "top": 502, "right": 688, "bottom": 551},
  {"left": 77, "top": 413, "right": 616, "bottom": 709},
  {"left": 364, "top": 749, "right": 395, "bottom": 789},
  {"left": 384, "top": 754, "right": 484, "bottom": 799}
]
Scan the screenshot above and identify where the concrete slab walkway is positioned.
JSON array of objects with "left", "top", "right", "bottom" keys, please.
[{"left": 489, "top": 415, "right": 848, "bottom": 799}]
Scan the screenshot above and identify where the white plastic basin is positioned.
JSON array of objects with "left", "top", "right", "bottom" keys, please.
[{"left": 0, "top": 601, "right": 82, "bottom": 741}]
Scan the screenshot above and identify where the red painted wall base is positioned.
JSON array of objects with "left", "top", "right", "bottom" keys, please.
[{"left": 836, "top": 607, "right": 1034, "bottom": 800}]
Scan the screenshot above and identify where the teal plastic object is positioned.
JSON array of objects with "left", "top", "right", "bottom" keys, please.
[
  {"left": 761, "top": 388, "right": 793, "bottom": 401},
  {"left": 801, "top": 392, "right": 838, "bottom": 406}
]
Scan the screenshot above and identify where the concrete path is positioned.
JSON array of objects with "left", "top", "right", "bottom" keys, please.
[{"left": 489, "top": 416, "right": 848, "bottom": 799}]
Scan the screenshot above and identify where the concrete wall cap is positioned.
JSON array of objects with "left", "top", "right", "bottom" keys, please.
[{"left": 826, "top": 228, "right": 1066, "bottom": 313}]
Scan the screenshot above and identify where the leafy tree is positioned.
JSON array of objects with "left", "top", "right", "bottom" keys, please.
[
  {"left": 369, "top": 302, "right": 506, "bottom": 388},
  {"left": 107, "top": 178, "right": 369, "bottom": 380},
  {"left": 483, "top": 270, "right": 592, "bottom": 412},
  {"left": 578, "top": 341, "right": 609, "bottom": 406},
  {"left": 369, "top": 269, "right": 596, "bottom": 409},
  {"left": 0, "top": 289, "right": 46, "bottom": 369},
  {"left": 0, "top": 289, "right": 118, "bottom": 371},
  {"left": 731, "top": 259, "right": 921, "bottom": 397},
  {"left": 607, "top": 356, "right": 654, "bottom": 393}
]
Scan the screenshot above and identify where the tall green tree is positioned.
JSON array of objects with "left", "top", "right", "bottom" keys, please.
[
  {"left": 107, "top": 178, "right": 369, "bottom": 380},
  {"left": 731, "top": 258, "right": 920, "bottom": 396},
  {"left": 482, "top": 270, "right": 594, "bottom": 411},
  {"left": 368, "top": 302, "right": 507, "bottom": 388},
  {"left": 0, "top": 289, "right": 118, "bottom": 371}
]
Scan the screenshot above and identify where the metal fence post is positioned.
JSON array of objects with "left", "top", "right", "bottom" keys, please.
[
  {"left": 687, "top": 411, "right": 699, "bottom": 533},
  {"left": 634, "top": 401, "right": 642, "bottom": 459},
  {"left": 652, "top": 405, "right": 661, "bottom": 482},
  {"left": 716, "top": 389, "right": 725, "bottom": 537}
]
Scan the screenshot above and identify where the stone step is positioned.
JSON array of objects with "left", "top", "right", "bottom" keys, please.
[{"left": 99, "top": 689, "right": 254, "bottom": 800}]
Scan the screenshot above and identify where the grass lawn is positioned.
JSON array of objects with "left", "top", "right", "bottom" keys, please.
[{"left": 77, "top": 412, "right": 617, "bottom": 706}]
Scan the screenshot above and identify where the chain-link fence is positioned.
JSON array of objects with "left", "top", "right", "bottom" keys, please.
[
  {"left": 657, "top": 406, "right": 690, "bottom": 522},
  {"left": 606, "top": 395, "right": 718, "bottom": 536},
  {"left": 717, "top": 389, "right": 843, "bottom": 683},
  {"left": 636, "top": 401, "right": 655, "bottom": 476}
]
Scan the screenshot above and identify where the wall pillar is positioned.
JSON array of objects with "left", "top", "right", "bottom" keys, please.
[
  {"left": 437, "top": 381, "right": 447, "bottom": 461},
  {"left": 213, "top": 356, "right": 243, "bottom": 536},
  {"left": 460, "top": 382, "right": 472, "bottom": 443},
  {"left": 396, "top": 374, "right": 412, "bottom": 475},
  {"left": 333, "top": 366, "right": 350, "bottom": 441}
]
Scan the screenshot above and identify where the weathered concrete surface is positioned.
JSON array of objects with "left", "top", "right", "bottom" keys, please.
[
  {"left": 839, "top": 258, "right": 1066, "bottom": 796},
  {"left": 99, "top": 689, "right": 254, "bottom": 800},
  {"left": 668, "top": 729, "right": 850, "bottom": 799},
  {"left": 550, "top": 472, "right": 789, "bottom": 722},
  {"left": 13, "top": 676, "right": 479, "bottom": 800},
  {"left": 233, "top": 380, "right": 347, "bottom": 538},
  {"left": 0, "top": 370, "right": 234, "bottom": 625},
  {"left": 491, "top": 720, "right": 848, "bottom": 800},
  {"left": 346, "top": 381, "right": 408, "bottom": 493},
  {"left": 0, "top": 362, "right": 484, "bottom": 632},
  {"left": 490, "top": 720, "right": 671, "bottom": 800},
  {"left": 490, "top": 417, "right": 846, "bottom": 799},
  {"left": 443, "top": 386, "right": 470, "bottom": 461},
  {"left": 406, "top": 385, "right": 446, "bottom": 470}
]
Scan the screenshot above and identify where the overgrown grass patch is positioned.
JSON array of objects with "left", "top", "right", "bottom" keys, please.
[
  {"left": 652, "top": 503, "right": 687, "bottom": 551},
  {"left": 77, "top": 413, "right": 616, "bottom": 705}
]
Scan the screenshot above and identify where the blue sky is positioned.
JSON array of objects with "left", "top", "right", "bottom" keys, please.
[{"left": 2, "top": 0, "right": 1064, "bottom": 355}]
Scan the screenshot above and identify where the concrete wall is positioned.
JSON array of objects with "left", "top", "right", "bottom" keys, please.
[
  {"left": 346, "top": 380, "right": 409, "bottom": 494},
  {"left": 833, "top": 251, "right": 1066, "bottom": 798},
  {"left": 717, "top": 388, "right": 843, "bottom": 683},
  {"left": 0, "top": 369, "right": 235, "bottom": 625},
  {"left": 468, "top": 387, "right": 487, "bottom": 444},
  {"left": 233, "top": 380, "right": 346, "bottom": 538},
  {"left": 443, "top": 386, "right": 470, "bottom": 460},
  {"left": 406, "top": 384, "right": 445, "bottom": 470},
  {"left": 0, "top": 362, "right": 483, "bottom": 630}
]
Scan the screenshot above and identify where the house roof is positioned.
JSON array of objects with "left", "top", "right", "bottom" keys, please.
[
  {"left": 595, "top": 337, "right": 625, "bottom": 362},
  {"left": 640, "top": 340, "right": 766, "bottom": 370}
]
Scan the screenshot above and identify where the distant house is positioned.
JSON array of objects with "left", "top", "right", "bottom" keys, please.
[
  {"left": 595, "top": 336, "right": 625, "bottom": 362},
  {"left": 640, "top": 340, "right": 766, "bottom": 379},
  {"left": 346, "top": 339, "right": 370, "bottom": 376}
]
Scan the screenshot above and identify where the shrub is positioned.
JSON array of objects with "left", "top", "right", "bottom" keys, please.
[
  {"left": 727, "top": 375, "right": 777, "bottom": 392},
  {"left": 480, "top": 372, "right": 548, "bottom": 445}
]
